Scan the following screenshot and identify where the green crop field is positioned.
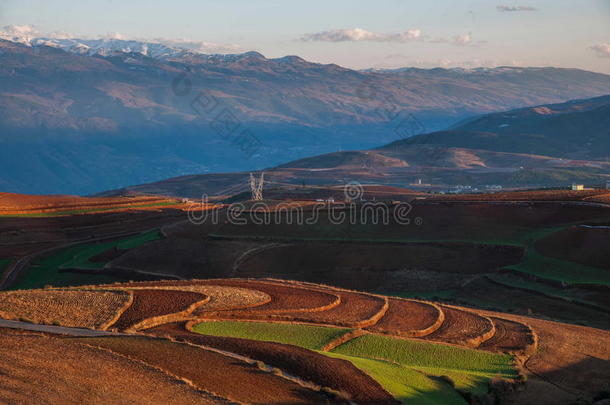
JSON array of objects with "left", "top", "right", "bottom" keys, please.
[
  {"left": 333, "top": 334, "right": 516, "bottom": 395},
  {"left": 324, "top": 352, "right": 468, "bottom": 405},
  {"left": 192, "top": 321, "right": 350, "bottom": 350},
  {"left": 506, "top": 247, "right": 610, "bottom": 286},
  {"left": 10, "top": 230, "right": 162, "bottom": 290},
  {"left": 192, "top": 320, "right": 517, "bottom": 404}
]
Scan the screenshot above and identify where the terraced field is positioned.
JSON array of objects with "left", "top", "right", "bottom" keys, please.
[
  {"left": 0, "top": 278, "right": 552, "bottom": 404},
  {"left": 1, "top": 278, "right": 607, "bottom": 404}
]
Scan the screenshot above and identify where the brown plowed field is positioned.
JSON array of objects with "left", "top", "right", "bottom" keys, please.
[
  {"left": 110, "top": 289, "right": 207, "bottom": 330},
  {"left": 368, "top": 298, "right": 443, "bottom": 337},
  {"left": 0, "top": 328, "right": 228, "bottom": 405},
  {"left": 74, "top": 335, "right": 332, "bottom": 405},
  {"left": 266, "top": 289, "right": 388, "bottom": 328},
  {"left": 423, "top": 306, "right": 495, "bottom": 347},
  {"left": 105, "top": 280, "right": 271, "bottom": 311},
  {"left": 480, "top": 317, "right": 535, "bottom": 354},
  {"left": 0, "top": 192, "right": 220, "bottom": 216},
  {"left": 199, "top": 280, "right": 388, "bottom": 328},
  {"left": 149, "top": 322, "right": 400, "bottom": 405},
  {"left": 195, "top": 279, "right": 340, "bottom": 313},
  {"left": 0, "top": 289, "right": 131, "bottom": 329}
]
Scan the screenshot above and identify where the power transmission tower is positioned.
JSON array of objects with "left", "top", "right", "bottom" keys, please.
[{"left": 249, "top": 172, "right": 264, "bottom": 201}]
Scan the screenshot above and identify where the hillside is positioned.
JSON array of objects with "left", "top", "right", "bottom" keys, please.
[
  {"left": 3, "top": 38, "right": 610, "bottom": 194},
  {"left": 389, "top": 95, "right": 610, "bottom": 160}
]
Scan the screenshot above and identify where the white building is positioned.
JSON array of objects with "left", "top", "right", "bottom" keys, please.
[{"left": 571, "top": 184, "right": 585, "bottom": 191}]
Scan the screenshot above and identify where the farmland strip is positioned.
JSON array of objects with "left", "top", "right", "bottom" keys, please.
[
  {"left": 423, "top": 305, "right": 496, "bottom": 348},
  {"left": 75, "top": 336, "right": 331, "bottom": 405},
  {"left": 480, "top": 317, "right": 536, "bottom": 354},
  {"left": 368, "top": 297, "right": 445, "bottom": 337},
  {"left": 150, "top": 322, "right": 400, "bottom": 404},
  {"left": 110, "top": 289, "right": 208, "bottom": 331}
]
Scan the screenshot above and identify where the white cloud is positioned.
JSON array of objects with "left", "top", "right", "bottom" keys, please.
[
  {"left": 497, "top": 5, "right": 537, "bottom": 12},
  {"left": 150, "top": 38, "right": 242, "bottom": 54},
  {"left": 1, "top": 24, "right": 41, "bottom": 40},
  {"left": 300, "top": 28, "right": 477, "bottom": 47},
  {"left": 590, "top": 43, "right": 610, "bottom": 58},
  {"left": 379, "top": 56, "right": 527, "bottom": 69},
  {"left": 300, "top": 27, "right": 422, "bottom": 43},
  {"left": 453, "top": 33, "right": 472, "bottom": 46}
]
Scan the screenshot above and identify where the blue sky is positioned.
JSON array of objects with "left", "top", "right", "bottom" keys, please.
[{"left": 1, "top": 0, "right": 609, "bottom": 72}]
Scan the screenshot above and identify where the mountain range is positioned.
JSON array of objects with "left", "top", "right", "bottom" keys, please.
[
  {"left": 2, "top": 37, "right": 610, "bottom": 194},
  {"left": 101, "top": 95, "right": 610, "bottom": 199}
]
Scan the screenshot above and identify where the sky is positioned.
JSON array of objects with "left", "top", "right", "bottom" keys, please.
[{"left": 1, "top": 0, "right": 609, "bottom": 73}]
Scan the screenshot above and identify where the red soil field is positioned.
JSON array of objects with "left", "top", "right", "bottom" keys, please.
[
  {"left": 423, "top": 305, "right": 495, "bottom": 347},
  {"left": 479, "top": 317, "right": 535, "bottom": 354},
  {"left": 149, "top": 322, "right": 400, "bottom": 405},
  {"left": 74, "top": 335, "right": 332, "bottom": 405},
  {"left": 265, "top": 288, "right": 388, "bottom": 328},
  {"left": 586, "top": 193, "right": 610, "bottom": 203},
  {"left": 195, "top": 279, "right": 340, "bottom": 313},
  {"left": 0, "top": 328, "right": 225, "bottom": 405},
  {"left": 110, "top": 289, "right": 207, "bottom": 330},
  {"left": 368, "top": 298, "right": 443, "bottom": 337},
  {"left": 0, "top": 193, "right": 176, "bottom": 214},
  {"left": 198, "top": 280, "right": 387, "bottom": 328}
]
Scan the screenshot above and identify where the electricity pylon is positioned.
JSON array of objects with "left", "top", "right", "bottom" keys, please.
[{"left": 249, "top": 172, "right": 264, "bottom": 201}]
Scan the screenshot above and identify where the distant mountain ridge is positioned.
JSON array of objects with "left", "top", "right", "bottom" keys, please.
[
  {"left": 390, "top": 95, "right": 610, "bottom": 160},
  {"left": 2, "top": 36, "right": 610, "bottom": 194},
  {"left": 102, "top": 95, "right": 610, "bottom": 199}
]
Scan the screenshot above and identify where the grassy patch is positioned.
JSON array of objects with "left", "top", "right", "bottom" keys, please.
[
  {"left": 60, "top": 230, "right": 162, "bottom": 271},
  {"left": 333, "top": 334, "right": 516, "bottom": 376},
  {"left": 192, "top": 320, "right": 350, "bottom": 350},
  {"left": 332, "top": 334, "right": 516, "bottom": 396},
  {"left": 324, "top": 352, "right": 468, "bottom": 405},
  {"left": 506, "top": 247, "right": 610, "bottom": 286},
  {"left": 9, "top": 231, "right": 162, "bottom": 290}
]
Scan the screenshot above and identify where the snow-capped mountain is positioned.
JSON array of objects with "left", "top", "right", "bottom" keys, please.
[{"left": 0, "top": 35, "right": 203, "bottom": 59}]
